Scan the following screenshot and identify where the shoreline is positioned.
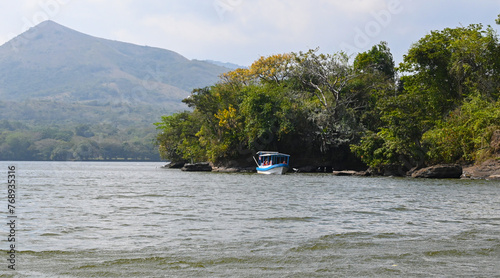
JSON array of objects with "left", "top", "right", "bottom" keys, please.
[{"left": 162, "top": 159, "right": 500, "bottom": 180}]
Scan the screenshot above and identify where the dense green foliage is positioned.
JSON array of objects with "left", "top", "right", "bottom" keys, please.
[
  {"left": 155, "top": 50, "right": 389, "bottom": 167},
  {"left": 156, "top": 22, "right": 500, "bottom": 171},
  {"left": 0, "top": 120, "right": 159, "bottom": 161},
  {"left": 423, "top": 95, "right": 500, "bottom": 164},
  {"left": 353, "top": 23, "right": 500, "bottom": 172}
]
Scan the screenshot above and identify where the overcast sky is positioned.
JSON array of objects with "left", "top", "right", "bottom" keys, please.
[{"left": 0, "top": 0, "right": 499, "bottom": 66}]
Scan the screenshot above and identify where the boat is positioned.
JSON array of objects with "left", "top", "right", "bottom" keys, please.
[{"left": 254, "top": 151, "right": 290, "bottom": 175}]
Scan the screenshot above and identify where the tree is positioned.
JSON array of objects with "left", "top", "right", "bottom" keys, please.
[
  {"left": 51, "top": 144, "right": 73, "bottom": 161},
  {"left": 3, "top": 132, "right": 37, "bottom": 160},
  {"left": 182, "top": 84, "right": 247, "bottom": 162},
  {"left": 354, "top": 41, "right": 395, "bottom": 79},
  {"left": 39, "top": 127, "right": 74, "bottom": 141},
  {"left": 220, "top": 53, "right": 294, "bottom": 86},
  {"left": 100, "top": 138, "right": 124, "bottom": 160},
  {"left": 72, "top": 138, "right": 100, "bottom": 160},
  {"left": 352, "top": 25, "right": 500, "bottom": 171},
  {"left": 155, "top": 111, "right": 205, "bottom": 163},
  {"left": 423, "top": 95, "right": 500, "bottom": 164},
  {"left": 239, "top": 84, "right": 294, "bottom": 150},
  {"left": 248, "top": 54, "right": 293, "bottom": 84},
  {"left": 292, "top": 49, "right": 355, "bottom": 109},
  {"left": 31, "top": 138, "right": 62, "bottom": 160},
  {"left": 396, "top": 24, "right": 500, "bottom": 164},
  {"left": 399, "top": 24, "right": 500, "bottom": 113},
  {"left": 157, "top": 50, "right": 374, "bottom": 166},
  {"left": 352, "top": 42, "right": 397, "bottom": 130},
  {"left": 292, "top": 49, "right": 364, "bottom": 154},
  {"left": 75, "top": 124, "right": 95, "bottom": 138}
]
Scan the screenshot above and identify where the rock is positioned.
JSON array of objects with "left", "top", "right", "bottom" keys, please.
[
  {"left": 383, "top": 165, "right": 406, "bottom": 177},
  {"left": 164, "top": 162, "right": 185, "bottom": 169},
  {"left": 212, "top": 167, "right": 240, "bottom": 173},
  {"left": 332, "top": 170, "right": 369, "bottom": 176},
  {"left": 210, "top": 159, "right": 257, "bottom": 173},
  {"left": 212, "top": 166, "right": 255, "bottom": 173},
  {"left": 181, "top": 163, "right": 212, "bottom": 172},
  {"left": 411, "top": 164, "right": 462, "bottom": 179},
  {"left": 406, "top": 166, "right": 421, "bottom": 177},
  {"left": 462, "top": 158, "right": 500, "bottom": 179},
  {"left": 295, "top": 165, "right": 333, "bottom": 173},
  {"left": 333, "top": 170, "right": 358, "bottom": 176},
  {"left": 365, "top": 165, "right": 406, "bottom": 177}
]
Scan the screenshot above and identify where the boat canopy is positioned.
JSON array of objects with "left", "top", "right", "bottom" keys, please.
[
  {"left": 256, "top": 151, "right": 289, "bottom": 156},
  {"left": 256, "top": 151, "right": 290, "bottom": 165}
]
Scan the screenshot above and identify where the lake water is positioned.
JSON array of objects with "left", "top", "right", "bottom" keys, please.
[{"left": 1, "top": 161, "right": 499, "bottom": 277}]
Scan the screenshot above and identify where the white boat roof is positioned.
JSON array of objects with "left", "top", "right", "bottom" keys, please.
[{"left": 256, "top": 151, "right": 290, "bottom": 156}]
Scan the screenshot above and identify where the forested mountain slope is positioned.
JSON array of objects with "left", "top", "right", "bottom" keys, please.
[{"left": 0, "top": 21, "right": 231, "bottom": 160}]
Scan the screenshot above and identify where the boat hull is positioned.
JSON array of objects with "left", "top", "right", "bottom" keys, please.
[{"left": 256, "top": 164, "right": 289, "bottom": 175}]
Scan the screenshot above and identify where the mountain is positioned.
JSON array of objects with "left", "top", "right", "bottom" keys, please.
[
  {"left": 202, "top": 60, "right": 245, "bottom": 70},
  {"left": 0, "top": 21, "right": 234, "bottom": 161},
  {"left": 0, "top": 20, "right": 230, "bottom": 125}
]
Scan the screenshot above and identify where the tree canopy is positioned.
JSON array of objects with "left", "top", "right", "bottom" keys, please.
[
  {"left": 156, "top": 21, "right": 500, "bottom": 173},
  {"left": 0, "top": 122, "right": 159, "bottom": 161},
  {"left": 156, "top": 44, "right": 395, "bottom": 168}
]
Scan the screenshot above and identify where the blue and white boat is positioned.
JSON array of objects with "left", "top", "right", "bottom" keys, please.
[{"left": 254, "top": 151, "right": 290, "bottom": 175}]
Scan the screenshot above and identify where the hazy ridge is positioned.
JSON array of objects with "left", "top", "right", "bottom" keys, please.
[{"left": 0, "top": 20, "right": 234, "bottom": 160}]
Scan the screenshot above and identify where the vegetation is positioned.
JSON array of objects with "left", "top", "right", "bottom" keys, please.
[
  {"left": 353, "top": 23, "right": 500, "bottom": 172},
  {"left": 0, "top": 120, "right": 160, "bottom": 161},
  {"left": 155, "top": 47, "right": 393, "bottom": 167},
  {"left": 156, "top": 20, "right": 500, "bottom": 172}
]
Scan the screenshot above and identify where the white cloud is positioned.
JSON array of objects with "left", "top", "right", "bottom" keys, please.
[
  {"left": 143, "top": 15, "right": 247, "bottom": 45},
  {"left": 329, "top": 0, "right": 389, "bottom": 16}
]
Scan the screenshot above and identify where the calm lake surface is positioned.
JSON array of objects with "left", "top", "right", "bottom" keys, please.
[{"left": 1, "top": 161, "right": 499, "bottom": 277}]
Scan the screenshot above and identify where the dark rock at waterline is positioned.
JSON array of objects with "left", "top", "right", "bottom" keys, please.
[
  {"left": 383, "top": 165, "right": 406, "bottom": 177},
  {"left": 332, "top": 170, "right": 370, "bottom": 176},
  {"left": 212, "top": 166, "right": 255, "bottom": 173},
  {"left": 461, "top": 131, "right": 500, "bottom": 179},
  {"left": 163, "top": 162, "right": 185, "bottom": 169},
  {"left": 462, "top": 158, "right": 500, "bottom": 179},
  {"left": 294, "top": 165, "right": 334, "bottom": 173},
  {"left": 181, "top": 163, "right": 212, "bottom": 172},
  {"left": 366, "top": 165, "right": 406, "bottom": 177},
  {"left": 411, "top": 164, "right": 462, "bottom": 179}
]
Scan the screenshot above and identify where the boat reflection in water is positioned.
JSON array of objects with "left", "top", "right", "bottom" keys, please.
[{"left": 254, "top": 151, "right": 290, "bottom": 175}]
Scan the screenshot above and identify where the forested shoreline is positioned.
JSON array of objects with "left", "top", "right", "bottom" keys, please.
[
  {"left": 0, "top": 121, "right": 160, "bottom": 161},
  {"left": 156, "top": 20, "right": 500, "bottom": 174}
]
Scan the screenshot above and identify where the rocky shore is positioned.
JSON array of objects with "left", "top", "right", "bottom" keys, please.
[
  {"left": 181, "top": 162, "right": 212, "bottom": 172},
  {"left": 211, "top": 166, "right": 255, "bottom": 173},
  {"left": 462, "top": 159, "right": 500, "bottom": 180},
  {"left": 162, "top": 158, "right": 500, "bottom": 180},
  {"left": 410, "top": 164, "right": 463, "bottom": 179}
]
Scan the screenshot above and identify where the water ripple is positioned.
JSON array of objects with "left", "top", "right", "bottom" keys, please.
[{"left": 5, "top": 161, "right": 500, "bottom": 277}]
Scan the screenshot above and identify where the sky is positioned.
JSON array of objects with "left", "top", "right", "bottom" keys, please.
[{"left": 0, "top": 0, "right": 499, "bottom": 67}]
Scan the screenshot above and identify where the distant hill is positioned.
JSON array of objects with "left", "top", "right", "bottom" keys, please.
[
  {"left": 202, "top": 60, "right": 246, "bottom": 70},
  {"left": 0, "top": 21, "right": 232, "bottom": 161},
  {"left": 0, "top": 20, "right": 230, "bottom": 125}
]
